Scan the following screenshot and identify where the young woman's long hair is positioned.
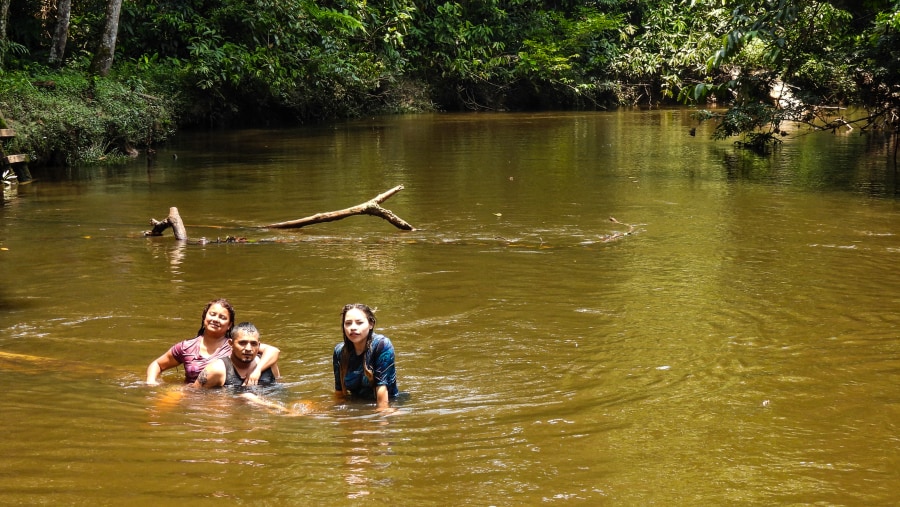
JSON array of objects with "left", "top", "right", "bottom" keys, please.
[
  {"left": 338, "top": 303, "right": 376, "bottom": 395},
  {"left": 196, "top": 298, "right": 236, "bottom": 338}
]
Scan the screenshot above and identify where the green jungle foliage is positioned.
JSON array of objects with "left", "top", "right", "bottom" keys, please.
[
  {"left": 0, "top": 0, "right": 898, "bottom": 164},
  {"left": 685, "top": 0, "right": 900, "bottom": 151},
  {"left": 0, "top": 66, "right": 177, "bottom": 165}
]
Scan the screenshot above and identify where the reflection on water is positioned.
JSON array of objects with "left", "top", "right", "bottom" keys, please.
[
  {"left": 2, "top": 111, "right": 899, "bottom": 505},
  {"left": 335, "top": 414, "right": 394, "bottom": 500},
  {"left": 145, "top": 240, "right": 188, "bottom": 277}
]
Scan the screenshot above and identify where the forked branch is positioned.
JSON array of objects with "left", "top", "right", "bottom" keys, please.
[{"left": 264, "top": 185, "right": 414, "bottom": 230}]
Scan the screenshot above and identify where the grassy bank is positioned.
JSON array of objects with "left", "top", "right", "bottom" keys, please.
[
  {"left": 0, "top": 64, "right": 181, "bottom": 167},
  {"left": 0, "top": 63, "right": 438, "bottom": 169}
]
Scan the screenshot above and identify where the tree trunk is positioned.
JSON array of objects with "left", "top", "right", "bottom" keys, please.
[
  {"left": 0, "top": 0, "right": 10, "bottom": 67},
  {"left": 49, "top": 0, "right": 72, "bottom": 66},
  {"left": 89, "top": 0, "right": 123, "bottom": 76}
]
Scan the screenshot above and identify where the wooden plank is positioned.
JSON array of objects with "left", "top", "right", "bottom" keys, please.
[
  {"left": 5, "top": 154, "right": 29, "bottom": 164},
  {"left": 0, "top": 129, "right": 15, "bottom": 138}
]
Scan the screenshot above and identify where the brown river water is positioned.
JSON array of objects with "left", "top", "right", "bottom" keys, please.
[{"left": 1, "top": 110, "right": 898, "bottom": 505}]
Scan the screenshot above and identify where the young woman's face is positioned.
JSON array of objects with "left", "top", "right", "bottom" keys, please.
[
  {"left": 343, "top": 308, "right": 373, "bottom": 351},
  {"left": 204, "top": 303, "right": 232, "bottom": 337}
]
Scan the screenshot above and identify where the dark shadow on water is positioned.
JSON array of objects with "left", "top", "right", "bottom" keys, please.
[
  {"left": 0, "top": 291, "right": 41, "bottom": 312},
  {"left": 28, "top": 163, "right": 138, "bottom": 182}
]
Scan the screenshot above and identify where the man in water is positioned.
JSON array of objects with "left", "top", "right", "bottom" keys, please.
[
  {"left": 194, "top": 322, "right": 277, "bottom": 388},
  {"left": 191, "top": 322, "right": 315, "bottom": 415}
]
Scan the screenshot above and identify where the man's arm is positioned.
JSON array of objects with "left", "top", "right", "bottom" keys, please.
[{"left": 192, "top": 360, "right": 226, "bottom": 389}]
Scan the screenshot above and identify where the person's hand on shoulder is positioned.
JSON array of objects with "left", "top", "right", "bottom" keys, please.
[{"left": 244, "top": 365, "right": 264, "bottom": 386}]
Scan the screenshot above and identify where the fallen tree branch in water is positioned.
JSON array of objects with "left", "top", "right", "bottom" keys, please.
[
  {"left": 600, "top": 217, "right": 637, "bottom": 242},
  {"left": 142, "top": 189, "right": 640, "bottom": 247},
  {"left": 144, "top": 186, "right": 414, "bottom": 241},
  {"left": 263, "top": 185, "right": 414, "bottom": 231},
  {"left": 493, "top": 217, "right": 639, "bottom": 246}
]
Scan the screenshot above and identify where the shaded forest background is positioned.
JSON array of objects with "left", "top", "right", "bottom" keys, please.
[{"left": 0, "top": 0, "right": 898, "bottom": 166}]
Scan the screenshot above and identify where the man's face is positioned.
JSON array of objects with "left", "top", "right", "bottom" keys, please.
[{"left": 231, "top": 331, "right": 260, "bottom": 364}]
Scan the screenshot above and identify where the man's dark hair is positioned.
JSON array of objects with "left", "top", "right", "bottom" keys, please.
[{"left": 232, "top": 322, "right": 259, "bottom": 338}]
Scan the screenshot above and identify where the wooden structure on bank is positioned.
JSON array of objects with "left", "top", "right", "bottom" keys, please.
[
  {"left": 145, "top": 185, "right": 415, "bottom": 241},
  {"left": 0, "top": 118, "right": 33, "bottom": 185}
]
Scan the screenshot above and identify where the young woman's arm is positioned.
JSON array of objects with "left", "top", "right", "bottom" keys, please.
[
  {"left": 374, "top": 385, "right": 391, "bottom": 410},
  {"left": 146, "top": 350, "right": 180, "bottom": 384},
  {"left": 372, "top": 338, "right": 397, "bottom": 411},
  {"left": 246, "top": 343, "right": 280, "bottom": 385}
]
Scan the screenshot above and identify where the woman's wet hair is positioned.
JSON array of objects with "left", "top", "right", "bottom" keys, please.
[
  {"left": 197, "top": 298, "right": 236, "bottom": 338},
  {"left": 338, "top": 303, "right": 377, "bottom": 394}
]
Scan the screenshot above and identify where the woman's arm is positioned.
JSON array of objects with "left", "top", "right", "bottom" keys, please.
[
  {"left": 245, "top": 343, "right": 280, "bottom": 386},
  {"left": 372, "top": 337, "right": 397, "bottom": 410},
  {"left": 237, "top": 392, "right": 307, "bottom": 416},
  {"left": 374, "top": 385, "right": 391, "bottom": 410},
  {"left": 146, "top": 350, "right": 181, "bottom": 384},
  {"left": 333, "top": 343, "right": 345, "bottom": 393}
]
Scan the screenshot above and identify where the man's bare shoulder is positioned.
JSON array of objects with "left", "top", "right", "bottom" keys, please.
[{"left": 196, "top": 359, "right": 227, "bottom": 388}]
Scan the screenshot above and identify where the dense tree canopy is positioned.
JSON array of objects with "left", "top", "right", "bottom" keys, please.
[
  {"left": 0, "top": 0, "right": 897, "bottom": 162},
  {"left": 687, "top": 0, "right": 899, "bottom": 149}
]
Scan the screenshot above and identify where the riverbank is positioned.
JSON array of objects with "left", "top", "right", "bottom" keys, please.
[
  {"left": 0, "top": 67, "right": 178, "bottom": 167},
  {"left": 0, "top": 66, "right": 437, "bottom": 168}
]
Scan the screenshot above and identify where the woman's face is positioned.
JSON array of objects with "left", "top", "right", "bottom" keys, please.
[
  {"left": 343, "top": 308, "right": 373, "bottom": 352},
  {"left": 203, "top": 303, "right": 232, "bottom": 338}
]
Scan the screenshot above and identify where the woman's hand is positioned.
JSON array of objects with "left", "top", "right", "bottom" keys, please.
[{"left": 244, "top": 365, "right": 264, "bottom": 386}]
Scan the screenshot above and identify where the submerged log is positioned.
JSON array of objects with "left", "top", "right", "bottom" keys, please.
[
  {"left": 264, "top": 185, "right": 414, "bottom": 231},
  {"left": 600, "top": 217, "right": 637, "bottom": 242}
]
